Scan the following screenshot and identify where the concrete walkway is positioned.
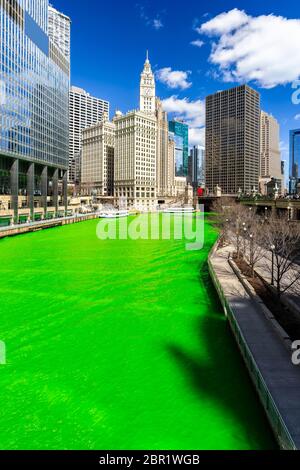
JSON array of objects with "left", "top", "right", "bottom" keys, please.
[
  {"left": 0, "top": 213, "right": 99, "bottom": 239},
  {"left": 255, "top": 254, "right": 300, "bottom": 312},
  {"left": 209, "top": 243, "right": 300, "bottom": 449}
]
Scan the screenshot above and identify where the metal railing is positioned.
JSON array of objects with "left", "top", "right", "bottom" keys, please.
[
  {"left": 0, "top": 212, "right": 99, "bottom": 234},
  {"left": 208, "top": 241, "right": 297, "bottom": 450}
]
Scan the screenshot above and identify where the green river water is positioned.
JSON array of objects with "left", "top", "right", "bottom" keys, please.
[{"left": 0, "top": 215, "right": 275, "bottom": 449}]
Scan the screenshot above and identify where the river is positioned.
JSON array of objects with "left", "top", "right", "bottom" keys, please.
[{"left": 0, "top": 215, "right": 275, "bottom": 449}]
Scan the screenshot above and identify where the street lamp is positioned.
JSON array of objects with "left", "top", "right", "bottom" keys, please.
[
  {"left": 271, "top": 244, "right": 275, "bottom": 286},
  {"left": 243, "top": 226, "right": 247, "bottom": 254},
  {"left": 249, "top": 233, "right": 254, "bottom": 275}
]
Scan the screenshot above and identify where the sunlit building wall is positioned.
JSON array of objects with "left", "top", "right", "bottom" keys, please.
[{"left": 0, "top": 0, "right": 70, "bottom": 223}]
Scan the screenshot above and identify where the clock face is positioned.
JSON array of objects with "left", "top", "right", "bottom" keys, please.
[{"left": 144, "top": 88, "right": 152, "bottom": 96}]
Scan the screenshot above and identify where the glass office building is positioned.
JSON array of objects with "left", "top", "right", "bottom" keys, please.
[
  {"left": 188, "top": 145, "right": 205, "bottom": 190},
  {"left": 168, "top": 120, "right": 189, "bottom": 177},
  {"left": 0, "top": 0, "right": 70, "bottom": 223},
  {"left": 289, "top": 129, "right": 300, "bottom": 194}
]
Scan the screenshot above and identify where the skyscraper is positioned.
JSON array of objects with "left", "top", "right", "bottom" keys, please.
[
  {"left": 114, "top": 110, "right": 157, "bottom": 210},
  {"left": 259, "top": 111, "right": 283, "bottom": 194},
  {"left": 205, "top": 85, "right": 260, "bottom": 195},
  {"left": 155, "top": 98, "right": 174, "bottom": 196},
  {"left": 0, "top": 0, "right": 70, "bottom": 224},
  {"left": 81, "top": 117, "right": 115, "bottom": 196},
  {"left": 289, "top": 129, "right": 300, "bottom": 194},
  {"left": 48, "top": 5, "right": 71, "bottom": 63},
  {"left": 168, "top": 120, "right": 189, "bottom": 177},
  {"left": 69, "top": 86, "right": 109, "bottom": 183},
  {"left": 188, "top": 146, "right": 205, "bottom": 191},
  {"left": 140, "top": 51, "right": 156, "bottom": 115}
]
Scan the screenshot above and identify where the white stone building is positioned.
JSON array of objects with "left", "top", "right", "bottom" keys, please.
[
  {"left": 48, "top": 5, "right": 71, "bottom": 63},
  {"left": 155, "top": 98, "right": 175, "bottom": 196},
  {"left": 69, "top": 86, "right": 109, "bottom": 183},
  {"left": 260, "top": 111, "right": 283, "bottom": 194},
  {"left": 114, "top": 110, "right": 157, "bottom": 210},
  {"left": 140, "top": 51, "right": 156, "bottom": 115},
  {"left": 81, "top": 117, "right": 115, "bottom": 196}
]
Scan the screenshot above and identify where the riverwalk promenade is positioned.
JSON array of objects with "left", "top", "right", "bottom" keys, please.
[
  {"left": 209, "top": 243, "right": 300, "bottom": 450},
  {"left": 0, "top": 213, "right": 99, "bottom": 239}
]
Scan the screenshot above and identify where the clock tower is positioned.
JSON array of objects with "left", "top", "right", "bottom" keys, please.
[{"left": 140, "top": 51, "right": 156, "bottom": 114}]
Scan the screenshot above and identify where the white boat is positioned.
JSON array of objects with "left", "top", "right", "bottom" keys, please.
[
  {"left": 99, "top": 210, "right": 129, "bottom": 219},
  {"left": 162, "top": 207, "right": 196, "bottom": 214}
]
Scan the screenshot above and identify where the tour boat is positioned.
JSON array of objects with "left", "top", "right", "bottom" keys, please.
[
  {"left": 99, "top": 210, "right": 129, "bottom": 219},
  {"left": 162, "top": 207, "right": 196, "bottom": 214}
]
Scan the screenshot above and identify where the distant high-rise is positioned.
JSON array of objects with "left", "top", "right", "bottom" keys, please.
[
  {"left": 188, "top": 146, "right": 205, "bottom": 190},
  {"left": 81, "top": 117, "right": 115, "bottom": 196},
  {"left": 205, "top": 85, "right": 260, "bottom": 195},
  {"left": 69, "top": 86, "right": 109, "bottom": 183},
  {"left": 259, "top": 111, "right": 283, "bottom": 194},
  {"left": 289, "top": 129, "right": 300, "bottom": 194},
  {"left": 156, "top": 99, "right": 174, "bottom": 196},
  {"left": 48, "top": 5, "right": 71, "bottom": 64},
  {"left": 168, "top": 120, "right": 189, "bottom": 177}
]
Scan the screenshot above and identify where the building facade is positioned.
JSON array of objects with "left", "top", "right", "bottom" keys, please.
[
  {"left": 155, "top": 98, "right": 174, "bottom": 196},
  {"left": 81, "top": 118, "right": 115, "bottom": 196},
  {"left": 289, "top": 129, "right": 300, "bottom": 194},
  {"left": 205, "top": 85, "right": 260, "bottom": 195},
  {"left": 69, "top": 86, "right": 109, "bottom": 183},
  {"left": 48, "top": 5, "right": 71, "bottom": 64},
  {"left": 188, "top": 145, "right": 205, "bottom": 191},
  {"left": 168, "top": 120, "right": 189, "bottom": 177},
  {"left": 114, "top": 110, "right": 157, "bottom": 210},
  {"left": 259, "top": 111, "right": 283, "bottom": 195},
  {"left": 167, "top": 136, "right": 176, "bottom": 194},
  {"left": 0, "top": 0, "right": 70, "bottom": 224},
  {"left": 140, "top": 51, "right": 156, "bottom": 115}
]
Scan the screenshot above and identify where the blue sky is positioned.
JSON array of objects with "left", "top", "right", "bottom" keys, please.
[{"left": 53, "top": 0, "right": 300, "bottom": 172}]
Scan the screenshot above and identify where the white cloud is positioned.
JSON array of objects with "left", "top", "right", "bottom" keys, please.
[
  {"left": 162, "top": 96, "right": 205, "bottom": 146},
  {"left": 197, "top": 9, "right": 300, "bottom": 88},
  {"left": 198, "top": 8, "right": 248, "bottom": 35},
  {"left": 161, "top": 96, "right": 205, "bottom": 127},
  {"left": 137, "top": 5, "right": 164, "bottom": 30},
  {"left": 153, "top": 18, "right": 163, "bottom": 30},
  {"left": 189, "top": 127, "right": 205, "bottom": 147},
  {"left": 190, "top": 40, "right": 204, "bottom": 48},
  {"left": 295, "top": 114, "right": 300, "bottom": 121},
  {"left": 156, "top": 68, "right": 192, "bottom": 90}
]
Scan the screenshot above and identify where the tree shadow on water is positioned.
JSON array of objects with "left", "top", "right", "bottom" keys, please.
[{"left": 166, "top": 305, "right": 277, "bottom": 449}]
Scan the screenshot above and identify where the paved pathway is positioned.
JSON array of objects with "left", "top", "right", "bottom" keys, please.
[
  {"left": 210, "top": 244, "right": 300, "bottom": 449},
  {"left": 255, "top": 253, "right": 300, "bottom": 312}
]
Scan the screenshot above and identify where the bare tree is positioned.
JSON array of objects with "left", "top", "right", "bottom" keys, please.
[
  {"left": 226, "top": 203, "right": 256, "bottom": 259},
  {"left": 243, "top": 216, "right": 266, "bottom": 277},
  {"left": 211, "top": 197, "right": 242, "bottom": 248},
  {"left": 263, "top": 215, "right": 300, "bottom": 298}
]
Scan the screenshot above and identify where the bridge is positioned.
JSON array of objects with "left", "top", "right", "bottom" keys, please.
[{"left": 198, "top": 195, "right": 300, "bottom": 220}]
